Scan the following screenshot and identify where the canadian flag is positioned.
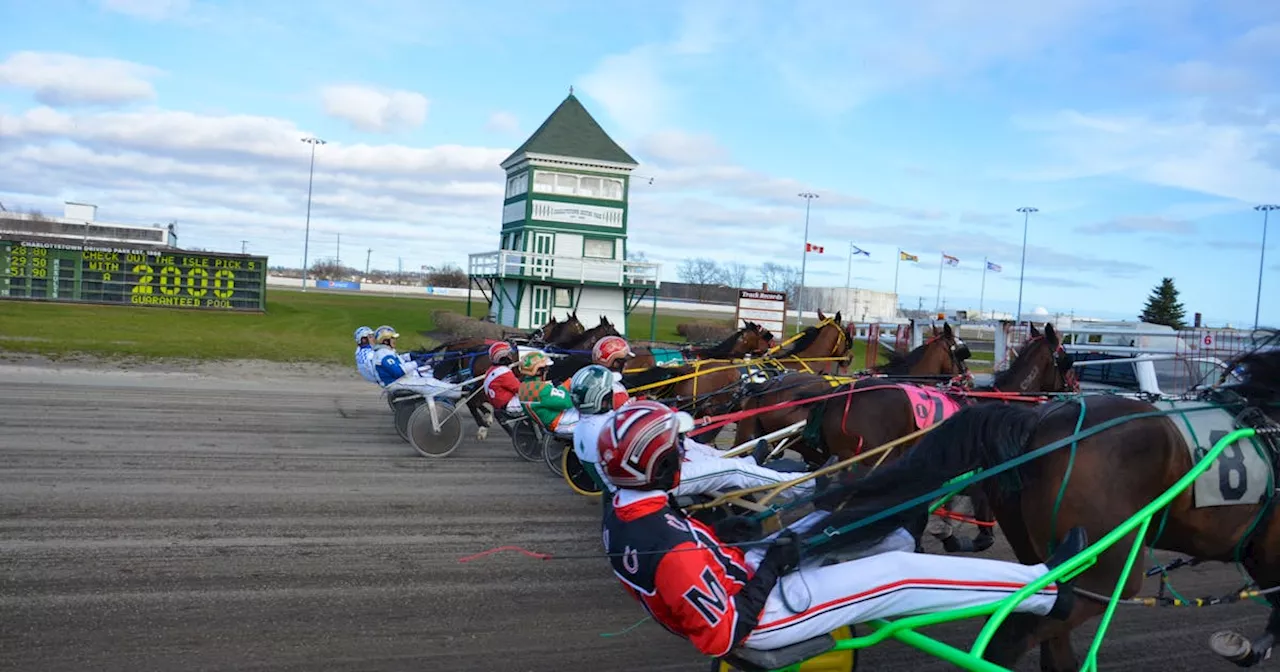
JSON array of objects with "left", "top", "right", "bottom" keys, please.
[{"left": 805, "top": 242, "right": 824, "bottom": 253}]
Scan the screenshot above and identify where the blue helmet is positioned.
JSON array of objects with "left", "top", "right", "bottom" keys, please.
[{"left": 354, "top": 326, "right": 374, "bottom": 345}]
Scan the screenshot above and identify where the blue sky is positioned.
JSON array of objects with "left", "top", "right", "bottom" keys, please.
[{"left": 0, "top": 0, "right": 1277, "bottom": 326}]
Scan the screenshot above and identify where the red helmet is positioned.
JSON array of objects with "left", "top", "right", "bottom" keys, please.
[
  {"left": 593, "top": 335, "right": 633, "bottom": 369},
  {"left": 488, "top": 341, "right": 514, "bottom": 364},
  {"left": 599, "top": 400, "right": 682, "bottom": 490}
]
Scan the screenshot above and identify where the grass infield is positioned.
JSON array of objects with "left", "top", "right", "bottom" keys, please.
[{"left": 0, "top": 289, "right": 941, "bottom": 366}]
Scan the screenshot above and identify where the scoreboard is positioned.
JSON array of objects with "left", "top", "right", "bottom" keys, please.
[{"left": 1, "top": 239, "right": 268, "bottom": 312}]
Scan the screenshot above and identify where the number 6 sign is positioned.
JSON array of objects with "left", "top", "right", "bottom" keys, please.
[{"left": 1203, "top": 334, "right": 1213, "bottom": 347}]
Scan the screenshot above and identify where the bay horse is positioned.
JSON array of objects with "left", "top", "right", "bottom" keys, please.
[
  {"left": 812, "top": 342, "right": 1280, "bottom": 671},
  {"left": 771, "top": 311, "right": 852, "bottom": 375},
  {"left": 731, "top": 321, "right": 974, "bottom": 457}
]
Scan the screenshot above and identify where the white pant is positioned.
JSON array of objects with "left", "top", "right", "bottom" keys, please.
[
  {"left": 385, "top": 375, "right": 463, "bottom": 402},
  {"left": 552, "top": 408, "right": 581, "bottom": 437},
  {"left": 504, "top": 397, "right": 522, "bottom": 414},
  {"left": 673, "top": 454, "right": 815, "bottom": 502},
  {"left": 740, "top": 513, "right": 1057, "bottom": 651}
]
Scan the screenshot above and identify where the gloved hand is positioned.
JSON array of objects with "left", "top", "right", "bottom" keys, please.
[
  {"left": 762, "top": 529, "right": 803, "bottom": 574},
  {"left": 713, "top": 515, "right": 763, "bottom": 544}
]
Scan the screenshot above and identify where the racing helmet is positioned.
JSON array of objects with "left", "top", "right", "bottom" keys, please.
[
  {"left": 488, "top": 341, "right": 514, "bottom": 365},
  {"left": 354, "top": 326, "right": 374, "bottom": 345},
  {"left": 569, "top": 365, "right": 616, "bottom": 415},
  {"left": 599, "top": 400, "right": 683, "bottom": 490},
  {"left": 592, "top": 335, "right": 633, "bottom": 370},
  {"left": 518, "top": 351, "right": 551, "bottom": 376},
  {"left": 374, "top": 325, "right": 399, "bottom": 346}
]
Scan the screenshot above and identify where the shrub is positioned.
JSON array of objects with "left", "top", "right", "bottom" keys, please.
[
  {"left": 677, "top": 322, "right": 735, "bottom": 343},
  {"left": 432, "top": 311, "right": 510, "bottom": 340}
]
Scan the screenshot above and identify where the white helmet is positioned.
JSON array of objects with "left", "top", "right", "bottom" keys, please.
[{"left": 354, "top": 326, "right": 374, "bottom": 345}]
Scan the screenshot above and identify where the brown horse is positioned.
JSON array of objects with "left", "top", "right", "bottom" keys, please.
[
  {"left": 771, "top": 311, "right": 853, "bottom": 375},
  {"left": 812, "top": 341, "right": 1280, "bottom": 671},
  {"left": 731, "top": 322, "right": 974, "bottom": 455},
  {"left": 620, "top": 357, "right": 783, "bottom": 443}
]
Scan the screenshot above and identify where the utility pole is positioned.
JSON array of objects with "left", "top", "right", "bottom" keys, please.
[
  {"left": 240, "top": 240, "right": 247, "bottom": 254},
  {"left": 300, "top": 136, "right": 327, "bottom": 291},
  {"left": 1015, "top": 206, "right": 1039, "bottom": 326},
  {"left": 365, "top": 248, "right": 372, "bottom": 276},
  {"left": 336, "top": 233, "right": 341, "bottom": 269},
  {"left": 1255, "top": 204, "right": 1280, "bottom": 329},
  {"left": 795, "top": 192, "right": 819, "bottom": 332}
]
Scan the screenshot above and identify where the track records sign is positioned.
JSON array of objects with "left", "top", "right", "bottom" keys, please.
[
  {"left": 1, "top": 239, "right": 268, "bottom": 312},
  {"left": 735, "top": 289, "right": 787, "bottom": 335}
]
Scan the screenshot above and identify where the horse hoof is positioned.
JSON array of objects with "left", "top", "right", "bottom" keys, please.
[
  {"left": 971, "top": 533, "right": 995, "bottom": 553},
  {"left": 476, "top": 428, "right": 489, "bottom": 441},
  {"left": 942, "top": 536, "right": 976, "bottom": 553},
  {"left": 1209, "top": 630, "right": 1271, "bottom": 667}
]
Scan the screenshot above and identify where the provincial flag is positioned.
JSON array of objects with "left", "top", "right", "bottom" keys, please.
[
  {"left": 899, "top": 250, "right": 918, "bottom": 262},
  {"left": 987, "top": 261, "right": 1002, "bottom": 272},
  {"left": 943, "top": 253, "right": 960, "bottom": 267},
  {"left": 850, "top": 245, "right": 870, "bottom": 257},
  {"left": 805, "top": 242, "right": 824, "bottom": 253}
]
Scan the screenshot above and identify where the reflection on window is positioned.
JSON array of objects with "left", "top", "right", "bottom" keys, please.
[
  {"left": 579, "top": 177, "right": 602, "bottom": 198},
  {"left": 506, "top": 173, "right": 529, "bottom": 198},
  {"left": 555, "top": 174, "right": 577, "bottom": 194},
  {"left": 534, "top": 172, "right": 555, "bottom": 193},
  {"left": 584, "top": 238, "right": 614, "bottom": 258}
]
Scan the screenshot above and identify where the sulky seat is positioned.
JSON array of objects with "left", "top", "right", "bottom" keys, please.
[{"left": 720, "top": 633, "right": 837, "bottom": 672}]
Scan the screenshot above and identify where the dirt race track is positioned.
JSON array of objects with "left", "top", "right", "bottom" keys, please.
[{"left": 0, "top": 357, "right": 1268, "bottom": 672}]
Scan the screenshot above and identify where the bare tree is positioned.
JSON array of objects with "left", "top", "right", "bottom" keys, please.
[
  {"left": 678, "top": 257, "right": 723, "bottom": 301},
  {"left": 719, "top": 262, "right": 751, "bottom": 289},
  {"left": 423, "top": 263, "right": 467, "bottom": 288},
  {"left": 758, "top": 262, "right": 800, "bottom": 298}
]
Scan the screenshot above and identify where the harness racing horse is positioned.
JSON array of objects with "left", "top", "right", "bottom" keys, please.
[
  {"left": 773, "top": 311, "right": 853, "bottom": 375},
  {"left": 812, "top": 335, "right": 1280, "bottom": 671},
  {"left": 731, "top": 322, "right": 974, "bottom": 460}
]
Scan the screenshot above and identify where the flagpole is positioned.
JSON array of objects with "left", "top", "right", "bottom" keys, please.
[
  {"left": 894, "top": 248, "right": 901, "bottom": 295},
  {"left": 980, "top": 257, "right": 988, "bottom": 319},
  {"left": 795, "top": 192, "right": 818, "bottom": 333},
  {"left": 845, "top": 242, "right": 853, "bottom": 292},
  {"left": 935, "top": 253, "right": 945, "bottom": 313}
]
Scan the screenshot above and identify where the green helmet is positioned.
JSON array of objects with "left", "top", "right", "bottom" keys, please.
[{"left": 570, "top": 364, "right": 615, "bottom": 414}]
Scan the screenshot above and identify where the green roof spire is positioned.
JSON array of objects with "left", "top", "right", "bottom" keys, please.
[{"left": 501, "top": 92, "right": 637, "bottom": 168}]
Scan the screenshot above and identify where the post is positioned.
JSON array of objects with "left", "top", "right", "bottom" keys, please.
[
  {"left": 365, "top": 248, "right": 372, "bottom": 275},
  {"left": 845, "top": 241, "right": 853, "bottom": 292},
  {"left": 934, "top": 253, "right": 945, "bottom": 313},
  {"left": 1255, "top": 205, "right": 1279, "bottom": 329},
  {"left": 336, "top": 233, "right": 341, "bottom": 268},
  {"left": 649, "top": 289, "right": 658, "bottom": 342},
  {"left": 980, "top": 256, "right": 988, "bottom": 318},
  {"left": 1015, "top": 206, "right": 1038, "bottom": 326},
  {"left": 894, "top": 248, "right": 901, "bottom": 295},
  {"left": 795, "top": 192, "right": 819, "bottom": 332},
  {"left": 240, "top": 240, "right": 247, "bottom": 254},
  {"left": 300, "top": 136, "right": 326, "bottom": 291}
]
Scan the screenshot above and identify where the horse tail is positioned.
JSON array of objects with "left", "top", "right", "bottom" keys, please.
[{"left": 811, "top": 403, "right": 1041, "bottom": 548}]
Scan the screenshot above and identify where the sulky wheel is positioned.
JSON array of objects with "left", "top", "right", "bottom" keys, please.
[
  {"left": 509, "top": 418, "right": 544, "bottom": 462},
  {"left": 561, "top": 447, "right": 602, "bottom": 497},
  {"left": 543, "top": 436, "right": 566, "bottom": 477},
  {"left": 407, "top": 400, "right": 464, "bottom": 458},
  {"left": 392, "top": 397, "right": 424, "bottom": 442}
]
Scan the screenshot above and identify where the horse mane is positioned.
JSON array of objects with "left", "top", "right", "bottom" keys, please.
[
  {"left": 878, "top": 344, "right": 928, "bottom": 375},
  {"left": 694, "top": 328, "right": 746, "bottom": 359},
  {"left": 783, "top": 325, "right": 823, "bottom": 356},
  {"left": 989, "top": 339, "right": 1039, "bottom": 390},
  {"left": 1223, "top": 340, "right": 1280, "bottom": 403}
]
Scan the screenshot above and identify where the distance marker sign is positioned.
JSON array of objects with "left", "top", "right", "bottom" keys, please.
[{"left": 1, "top": 239, "right": 268, "bottom": 312}]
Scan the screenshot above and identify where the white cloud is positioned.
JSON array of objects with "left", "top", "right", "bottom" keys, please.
[
  {"left": 633, "top": 130, "right": 728, "bottom": 167},
  {"left": 576, "top": 45, "right": 674, "bottom": 136},
  {"left": 484, "top": 111, "right": 520, "bottom": 135},
  {"left": 0, "top": 52, "right": 160, "bottom": 106},
  {"left": 320, "top": 84, "right": 429, "bottom": 133},
  {"left": 99, "top": 0, "right": 191, "bottom": 21}
]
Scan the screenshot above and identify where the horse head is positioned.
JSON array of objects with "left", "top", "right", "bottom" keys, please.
[{"left": 995, "top": 322, "right": 1076, "bottom": 393}]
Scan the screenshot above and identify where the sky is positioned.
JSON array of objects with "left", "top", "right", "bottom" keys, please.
[{"left": 0, "top": 0, "right": 1278, "bottom": 326}]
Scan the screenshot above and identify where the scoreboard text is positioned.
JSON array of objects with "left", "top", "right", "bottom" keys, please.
[{"left": 1, "top": 240, "right": 268, "bottom": 312}]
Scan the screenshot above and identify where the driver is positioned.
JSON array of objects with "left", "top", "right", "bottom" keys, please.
[
  {"left": 516, "top": 351, "right": 579, "bottom": 436},
  {"left": 354, "top": 326, "right": 379, "bottom": 384},
  {"left": 597, "top": 400, "right": 1086, "bottom": 659},
  {"left": 483, "top": 341, "right": 523, "bottom": 416}
]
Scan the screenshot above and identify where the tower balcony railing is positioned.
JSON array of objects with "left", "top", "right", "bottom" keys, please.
[{"left": 468, "top": 250, "right": 660, "bottom": 288}]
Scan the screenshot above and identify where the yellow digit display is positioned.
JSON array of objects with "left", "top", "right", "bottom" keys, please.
[{"left": 2, "top": 241, "right": 267, "bottom": 312}]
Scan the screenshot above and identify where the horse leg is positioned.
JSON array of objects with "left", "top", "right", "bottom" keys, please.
[
  {"left": 968, "top": 485, "right": 997, "bottom": 552},
  {"left": 467, "top": 395, "right": 493, "bottom": 441},
  {"left": 1212, "top": 515, "right": 1280, "bottom": 667}
]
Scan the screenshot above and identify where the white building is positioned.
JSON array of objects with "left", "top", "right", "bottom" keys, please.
[
  {"left": 467, "top": 92, "right": 661, "bottom": 335},
  {"left": 0, "top": 202, "right": 175, "bottom": 249}
]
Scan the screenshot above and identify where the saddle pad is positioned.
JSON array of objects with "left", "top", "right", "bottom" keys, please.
[
  {"left": 1156, "top": 400, "right": 1272, "bottom": 508},
  {"left": 900, "top": 384, "right": 961, "bottom": 431}
]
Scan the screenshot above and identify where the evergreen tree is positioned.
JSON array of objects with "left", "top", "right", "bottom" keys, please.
[{"left": 1140, "top": 277, "right": 1187, "bottom": 329}]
